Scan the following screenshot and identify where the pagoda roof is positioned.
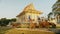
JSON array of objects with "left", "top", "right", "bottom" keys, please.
[{"left": 16, "top": 3, "right": 43, "bottom": 17}]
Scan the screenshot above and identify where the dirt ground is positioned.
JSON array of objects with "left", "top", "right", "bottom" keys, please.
[{"left": 5, "top": 28, "right": 55, "bottom": 34}]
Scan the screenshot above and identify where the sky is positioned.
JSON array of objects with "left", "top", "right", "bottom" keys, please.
[{"left": 0, "top": 0, "right": 57, "bottom": 18}]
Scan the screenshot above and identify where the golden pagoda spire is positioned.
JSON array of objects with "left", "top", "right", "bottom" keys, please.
[
  {"left": 16, "top": 3, "right": 43, "bottom": 17},
  {"left": 24, "top": 3, "right": 35, "bottom": 11}
]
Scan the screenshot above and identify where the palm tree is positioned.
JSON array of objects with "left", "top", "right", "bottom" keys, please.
[
  {"left": 48, "top": 12, "right": 53, "bottom": 20},
  {"left": 54, "top": 11, "right": 60, "bottom": 23}
]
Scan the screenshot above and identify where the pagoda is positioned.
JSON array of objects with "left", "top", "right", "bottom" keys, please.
[{"left": 16, "top": 3, "right": 43, "bottom": 27}]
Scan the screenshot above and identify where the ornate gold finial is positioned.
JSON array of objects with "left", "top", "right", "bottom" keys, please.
[{"left": 24, "top": 3, "right": 35, "bottom": 11}]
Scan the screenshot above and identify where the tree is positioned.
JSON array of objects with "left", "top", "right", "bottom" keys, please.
[
  {"left": 0, "top": 18, "right": 9, "bottom": 26},
  {"left": 0, "top": 18, "right": 16, "bottom": 26},
  {"left": 48, "top": 12, "right": 53, "bottom": 20},
  {"left": 10, "top": 18, "right": 16, "bottom": 22},
  {"left": 0, "top": 18, "right": 10, "bottom": 26}
]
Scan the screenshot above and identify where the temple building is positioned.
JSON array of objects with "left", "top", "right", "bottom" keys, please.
[{"left": 16, "top": 3, "right": 43, "bottom": 27}]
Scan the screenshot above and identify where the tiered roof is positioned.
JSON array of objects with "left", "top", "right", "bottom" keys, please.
[{"left": 16, "top": 3, "right": 43, "bottom": 17}]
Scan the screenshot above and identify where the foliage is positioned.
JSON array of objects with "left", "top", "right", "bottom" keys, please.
[
  {"left": 54, "top": 11, "right": 60, "bottom": 15},
  {"left": 48, "top": 12, "right": 53, "bottom": 19},
  {"left": 0, "top": 26, "right": 12, "bottom": 34},
  {"left": 0, "top": 18, "right": 16, "bottom": 26},
  {"left": 10, "top": 18, "right": 16, "bottom": 22}
]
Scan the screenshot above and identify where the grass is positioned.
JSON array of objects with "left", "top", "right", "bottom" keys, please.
[
  {"left": 0, "top": 26, "right": 56, "bottom": 34},
  {"left": 0, "top": 26, "right": 12, "bottom": 34},
  {"left": 5, "top": 28, "right": 55, "bottom": 34}
]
